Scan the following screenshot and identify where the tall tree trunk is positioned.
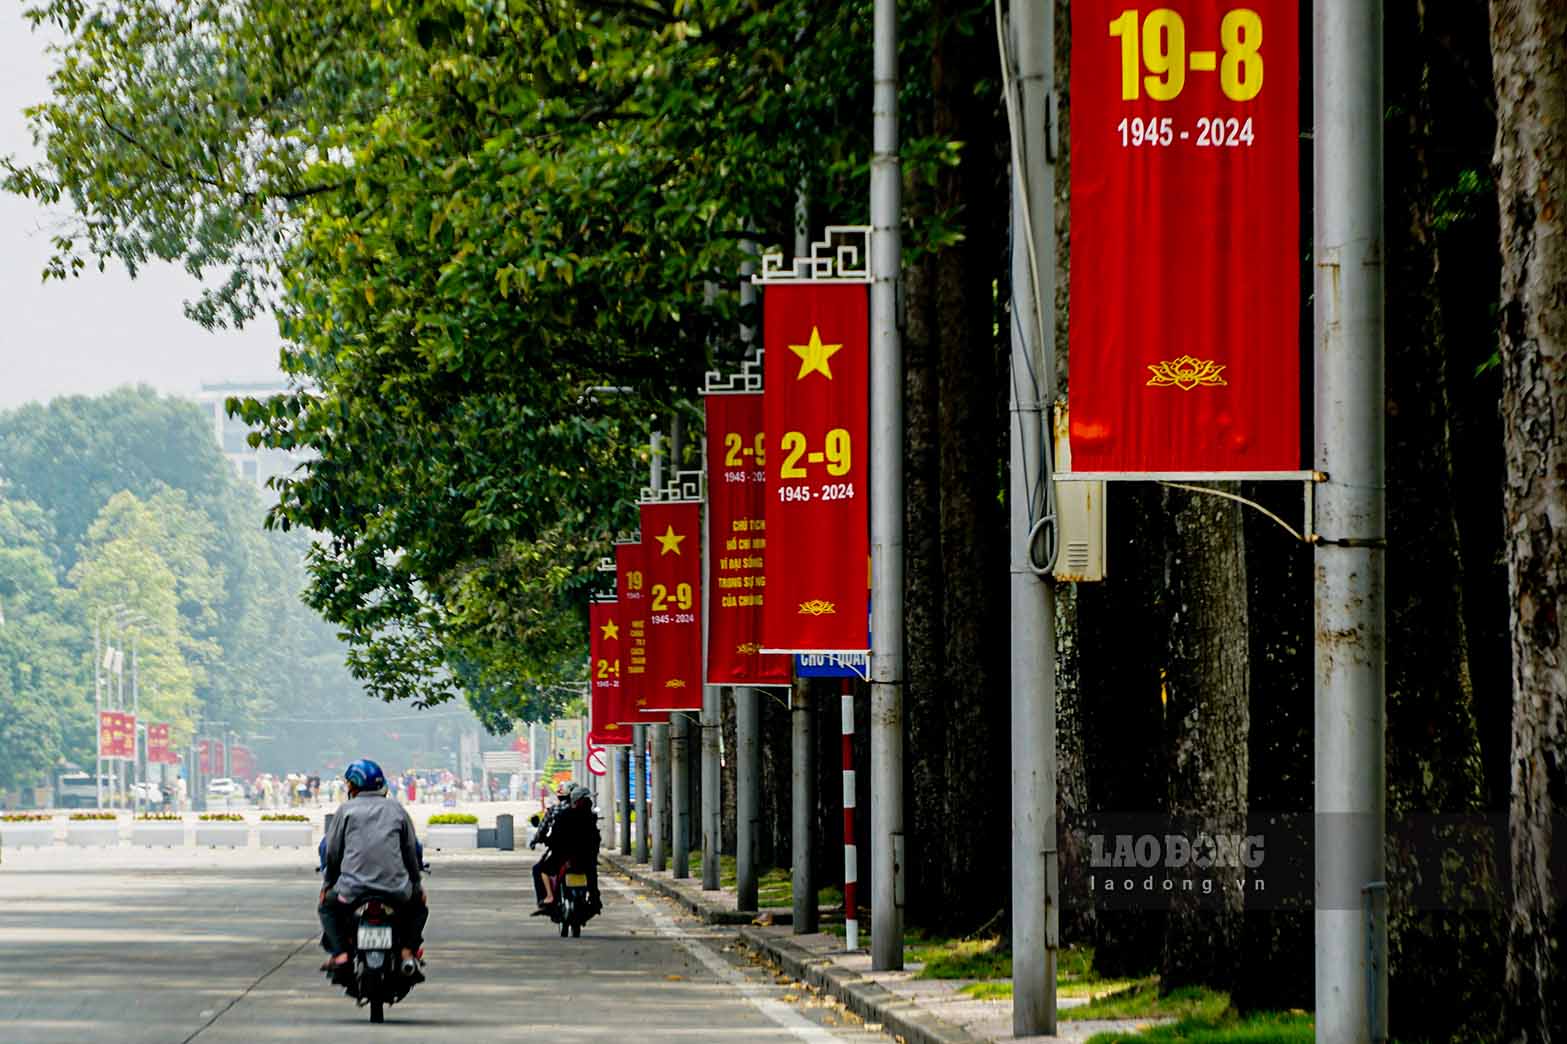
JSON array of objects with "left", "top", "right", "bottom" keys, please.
[
  {"left": 1491, "top": 3, "right": 1567, "bottom": 1039},
  {"left": 1158, "top": 488, "right": 1249, "bottom": 993},
  {"left": 1078, "top": 484, "right": 1169, "bottom": 977},
  {"left": 721, "top": 689, "right": 737, "bottom": 856},
  {"left": 1050, "top": 0, "right": 1096, "bottom": 950},
  {"left": 902, "top": 132, "right": 948, "bottom": 932},
  {"left": 1382, "top": 4, "right": 1506, "bottom": 1036}
]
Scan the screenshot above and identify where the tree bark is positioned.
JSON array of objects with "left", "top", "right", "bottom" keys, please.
[
  {"left": 1491, "top": 3, "right": 1567, "bottom": 1039},
  {"left": 930, "top": 0, "right": 1011, "bottom": 936},
  {"left": 1158, "top": 487, "right": 1249, "bottom": 994}
]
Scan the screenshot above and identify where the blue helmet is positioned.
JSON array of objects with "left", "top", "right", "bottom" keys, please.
[{"left": 344, "top": 759, "right": 385, "bottom": 791}]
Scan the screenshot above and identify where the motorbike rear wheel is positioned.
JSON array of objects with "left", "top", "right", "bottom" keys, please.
[
  {"left": 370, "top": 997, "right": 384, "bottom": 1023},
  {"left": 571, "top": 923, "right": 581, "bottom": 938}
]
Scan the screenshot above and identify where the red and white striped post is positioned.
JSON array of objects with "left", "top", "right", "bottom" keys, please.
[{"left": 840, "top": 678, "right": 858, "bottom": 950}]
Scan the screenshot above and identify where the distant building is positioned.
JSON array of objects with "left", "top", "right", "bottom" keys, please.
[{"left": 195, "top": 379, "right": 310, "bottom": 489}]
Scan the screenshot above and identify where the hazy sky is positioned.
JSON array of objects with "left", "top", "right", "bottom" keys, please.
[{"left": 0, "top": 7, "right": 282, "bottom": 411}]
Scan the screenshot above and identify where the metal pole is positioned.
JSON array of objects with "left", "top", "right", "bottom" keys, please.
[
  {"left": 132, "top": 637, "right": 141, "bottom": 816},
  {"left": 869, "top": 0, "right": 905, "bottom": 972},
  {"left": 701, "top": 420, "right": 722, "bottom": 889},
  {"left": 672, "top": 712, "right": 690, "bottom": 877},
  {"left": 1315, "top": 4, "right": 1387, "bottom": 1043},
  {"left": 619, "top": 748, "right": 633, "bottom": 855},
  {"left": 702, "top": 686, "right": 723, "bottom": 889},
  {"left": 840, "top": 680, "right": 859, "bottom": 950},
  {"left": 634, "top": 726, "right": 649, "bottom": 862},
  {"left": 94, "top": 617, "right": 102, "bottom": 810},
  {"left": 735, "top": 686, "right": 761, "bottom": 911},
  {"left": 792, "top": 677, "right": 817, "bottom": 933},
  {"left": 652, "top": 714, "right": 669, "bottom": 872},
  {"left": 1007, "top": 0, "right": 1059, "bottom": 1032}
]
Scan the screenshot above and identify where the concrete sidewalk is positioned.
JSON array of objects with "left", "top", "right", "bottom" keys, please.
[{"left": 601, "top": 850, "right": 1166, "bottom": 1044}]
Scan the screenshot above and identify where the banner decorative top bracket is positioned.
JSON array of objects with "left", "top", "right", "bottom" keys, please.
[
  {"left": 755, "top": 225, "right": 873, "bottom": 284},
  {"left": 639, "top": 468, "right": 705, "bottom": 504},
  {"left": 704, "top": 350, "right": 764, "bottom": 395}
]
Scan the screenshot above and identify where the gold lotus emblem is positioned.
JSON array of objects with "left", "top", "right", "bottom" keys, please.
[
  {"left": 736, "top": 642, "right": 761, "bottom": 656},
  {"left": 798, "top": 599, "right": 837, "bottom": 616},
  {"left": 664, "top": 678, "right": 688, "bottom": 688},
  {"left": 1147, "top": 355, "right": 1227, "bottom": 390}
]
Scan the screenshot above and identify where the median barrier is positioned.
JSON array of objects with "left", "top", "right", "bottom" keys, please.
[
  {"left": 259, "top": 821, "right": 313, "bottom": 847},
  {"left": 195, "top": 820, "right": 249, "bottom": 848},
  {"left": 0, "top": 820, "right": 57, "bottom": 847},
  {"left": 66, "top": 819, "right": 121, "bottom": 846},
  {"left": 131, "top": 821, "right": 185, "bottom": 847},
  {"left": 425, "top": 825, "right": 479, "bottom": 850}
]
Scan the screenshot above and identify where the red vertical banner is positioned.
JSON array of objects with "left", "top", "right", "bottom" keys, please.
[
  {"left": 638, "top": 500, "right": 704, "bottom": 710},
  {"left": 230, "top": 745, "right": 255, "bottom": 781},
  {"left": 198, "top": 738, "right": 212, "bottom": 774},
  {"left": 589, "top": 601, "right": 632, "bottom": 746},
  {"left": 705, "top": 392, "right": 793, "bottom": 686},
  {"left": 98, "top": 711, "right": 135, "bottom": 760},
  {"left": 1068, "top": 0, "right": 1300, "bottom": 472},
  {"left": 147, "top": 723, "right": 173, "bottom": 764},
  {"left": 615, "top": 541, "right": 663, "bottom": 723},
  {"left": 762, "top": 282, "right": 871, "bottom": 652}
]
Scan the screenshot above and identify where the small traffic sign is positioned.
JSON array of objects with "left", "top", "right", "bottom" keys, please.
[{"left": 586, "top": 743, "right": 608, "bottom": 777}]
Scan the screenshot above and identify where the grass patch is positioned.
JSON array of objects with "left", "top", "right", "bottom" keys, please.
[
  {"left": 684, "top": 852, "right": 842, "bottom": 910},
  {"left": 1062, "top": 981, "right": 1229, "bottom": 1023},
  {"left": 910, "top": 936, "right": 1012, "bottom": 980},
  {"left": 1084, "top": 1008, "right": 1313, "bottom": 1044}
]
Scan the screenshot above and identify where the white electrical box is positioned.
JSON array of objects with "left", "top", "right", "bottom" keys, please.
[{"left": 1051, "top": 402, "right": 1107, "bottom": 582}]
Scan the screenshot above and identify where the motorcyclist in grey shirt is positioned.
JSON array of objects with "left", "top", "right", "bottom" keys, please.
[{"left": 319, "top": 759, "right": 427, "bottom": 978}]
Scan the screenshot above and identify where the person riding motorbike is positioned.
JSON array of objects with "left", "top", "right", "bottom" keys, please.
[
  {"left": 532, "top": 784, "right": 601, "bottom": 915},
  {"left": 319, "top": 759, "right": 428, "bottom": 982},
  {"left": 529, "top": 781, "right": 573, "bottom": 851}
]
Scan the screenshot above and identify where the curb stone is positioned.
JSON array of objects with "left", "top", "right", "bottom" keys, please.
[
  {"left": 602, "top": 850, "right": 988, "bottom": 1044},
  {"left": 736, "top": 927, "right": 989, "bottom": 1044}
]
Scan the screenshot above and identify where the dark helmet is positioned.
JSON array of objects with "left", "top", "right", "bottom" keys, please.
[{"left": 344, "top": 759, "right": 385, "bottom": 791}]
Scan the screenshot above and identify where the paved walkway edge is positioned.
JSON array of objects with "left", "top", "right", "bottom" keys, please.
[
  {"left": 603, "top": 850, "right": 988, "bottom": 1044},
  {"left": 601, "top": 851, "right": 763, "bottom": 925},
  {"left": 733, "top": 927, "right": 990, "bottom": 1044}
]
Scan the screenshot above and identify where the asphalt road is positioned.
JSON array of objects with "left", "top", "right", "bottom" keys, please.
[{"left": 0, "top": 845, "right": 892, "bottom": 1043}]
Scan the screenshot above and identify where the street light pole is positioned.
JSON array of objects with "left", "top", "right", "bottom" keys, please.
[
  {"left": 1314, "top": 5, "right": 1387, "bottom": 1042},
  {"left": 869, "top": 0, "right": 906, "bottom": 972}
]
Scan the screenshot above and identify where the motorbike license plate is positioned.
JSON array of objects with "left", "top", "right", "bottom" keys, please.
[
  {"left": 564, "top": 873, "right": 589, "bottom": 888},
  {"left": 357, "top": 924, "right": 393, "bottom": 950}
]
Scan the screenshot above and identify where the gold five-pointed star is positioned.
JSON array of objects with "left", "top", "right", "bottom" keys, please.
[
  {"left": 655, "top": 524, "right": 686, "bottom": 556},
  {"left": 599, "top": 618, "right": 620, "bottom": 641},
  {"left": 789, "top": 326, "right": 843, "bottom": 380}
]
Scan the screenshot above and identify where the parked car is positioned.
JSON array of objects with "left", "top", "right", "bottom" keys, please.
[{"left": 206, "top": 778, "right": 242, "bottom": 798}]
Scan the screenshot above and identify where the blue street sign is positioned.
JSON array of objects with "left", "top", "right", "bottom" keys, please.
[{"left": 794, "top": 651, "right": 869, "bottom": 679}]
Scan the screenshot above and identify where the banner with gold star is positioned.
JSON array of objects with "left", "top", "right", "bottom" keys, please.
[
  {"left": 761, "top": 283, "right": 871, "bottom": 653},
  {"left": 637, "top": 500, "right": 705, "bottom": 710},
  {"left": 1066, "top": 0, "right": 1302, "bottom": 474},
  {"left": 588, "top": 601, "right": 632, "bottom": 746},
  {"left": 704, "top": 391, "right": 793, "bottom": 686},
  {"left": 614, "top": 540, "right": 664, "bottom": 723}
]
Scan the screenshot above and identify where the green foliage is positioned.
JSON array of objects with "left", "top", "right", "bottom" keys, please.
[
  {"left": 68, "top": 812, "right": 117, "bottom": 821},
  {"left": 198, "top": 813, "right": 245, "bottom": 822},
  {"left": 136, "top": 813, "right": 181, "bottom": 821},
  {"left": 1, "top": 813, "right": 53, "bottom": 822},
  {"left": 260, "top": 814, "right": 309, "bottom": 822},
  {"left": 427, "top": 812, "right": 478, "bottom": 825},
  {"left": 1063, "top": 981, "right": 1231, "bottom": 1023},
  {"left": 1083, "top": 1008, "right": 1313, "bottom": 1044}
]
